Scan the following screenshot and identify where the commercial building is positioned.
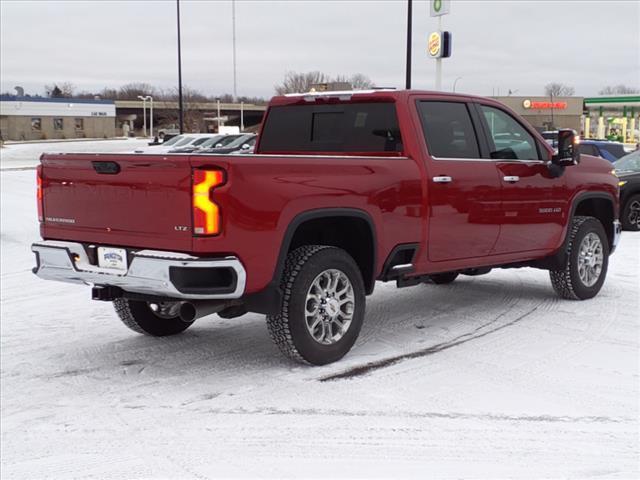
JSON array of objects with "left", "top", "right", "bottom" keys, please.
[
  {"left": 493, "top": 96, "right": 584, "bottom": 133},
  {"left": 0, "top": 95, "right": 116, "bottom": 141},
  {"left": 114, "top": 100, "right": 266, "bottom": 137}
]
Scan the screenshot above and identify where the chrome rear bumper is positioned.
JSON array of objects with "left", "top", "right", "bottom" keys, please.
[{"left": 32, "top": 240, "right": 246, "bottom": 300}]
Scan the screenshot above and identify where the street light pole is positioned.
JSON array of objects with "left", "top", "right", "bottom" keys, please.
[
  {"left": 176, "top": 0, "right": 184, "bottom": 134},
  {"left": 217, "top": 98, "right": 221, "bottom": 133},
  {"left": 148, "top": 96, "right": 154, "bottom": 138},
  {"left": 232, "top": 0, "right": 237, "bottom": 101},
  {"left": 453, "top": 76, "right": 462, "bottom": 92},
  {"left": 405, "top": 0, "right": 412, "bottom": 89},
  {"left": 137, "top": 95, "right": 147, "bottom": 137}
]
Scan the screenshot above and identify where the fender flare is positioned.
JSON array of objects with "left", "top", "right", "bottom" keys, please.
[
  {"left": 536, "top": 191, "right": 617, "bottom": 270},
  {"left": 273, "top": 207, "right": 378, "bottom": 288}
]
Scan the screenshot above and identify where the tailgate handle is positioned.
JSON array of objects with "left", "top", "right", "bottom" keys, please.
[{"left": 92, "top": 161, "right": 121, "bottom": 175}]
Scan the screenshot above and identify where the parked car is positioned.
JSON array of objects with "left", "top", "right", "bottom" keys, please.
[
  {"left": 541, "top": 130, "right": 558, "bottom": 148},
  {"left": 32, "top": 90, "right": 621, "bottom": 365},
  {"left": 579, "top": 140, "right": 627, "bottom": 162},
  {"left": 133, "top": 133, "right": 216, "bottom": 154},
  {"left": 169, "top": 134, "right": 228, "bottom": 153},
  {"left": 157, "top": 124, "right": 180, "bottom": 139},
  {"left": 230, "top": 139, "right": 257, "bottom": 155},
  {"left": 614, "top": 150, "right": 640, "bottom": 231},
  {"left": 199, "top": 134, "right": 256, "bottom": 154}
]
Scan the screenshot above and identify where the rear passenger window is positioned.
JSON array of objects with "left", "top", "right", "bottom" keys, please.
[
  {"left": 260, "top": 102, "right": 403, "bottom": 153},
  {"left": 417, "top": 101, "right": 480, "bottom": 159}
]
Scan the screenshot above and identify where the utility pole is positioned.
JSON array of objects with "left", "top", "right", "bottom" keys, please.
[
  {"left": 240, "top": 101, "right": 244, "bottom": 132},
  {"left": 435, "top": 14, "right": 442, "bottom": 90},
  {"left": 232, "top": 0, "right": 238, "bottom": 101},
  {"left": 176, "top": 0, "right": 184, "bottom": 134},
  {"left": 405, "top": 0, "right": 412, "bottom": 89}
]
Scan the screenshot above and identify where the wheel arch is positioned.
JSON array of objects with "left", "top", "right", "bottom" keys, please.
[
  {"left": 274, "top": 208, "right": 378, "bottom": 295},
  {"left": 534, "top": 191, "right": 616, "bottom": 271},
  {"left": 570, "top": 192, "right": 616, "bottom": 250}
]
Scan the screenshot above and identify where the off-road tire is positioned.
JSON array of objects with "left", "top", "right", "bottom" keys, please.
[
  {"left": 549, "top": 216, "right": 609, "bottom": 300},
  {"left": 429, "top": 272, "right": 459, "bottom": 284},
  {"left": 621, "top": 194, "right": 640, "bottom": 231},
  {"left": 266, "top": 245, "right": 366, "bottom": 365},
  {"left": 113, "top": 298, "right": 193, "bottom": 336}
]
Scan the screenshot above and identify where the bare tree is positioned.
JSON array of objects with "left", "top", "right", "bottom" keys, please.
[
  {"left": 334, "top": 73, "right": 375, "bottom": 89},
  {"left": 544, "top": 82, "right": 575, "bottom": 97},
  {"left": 599, "top": 85, "right": 639, "bottom": 95},
  {"left": 117, "top": 82, "right": 156, "bottom": 100},
  {"left": 45, "top": 82, "right": 75, "bottom": 98},
  {"left": 275, "top": 71, "right": 331, "bottom": 95}
]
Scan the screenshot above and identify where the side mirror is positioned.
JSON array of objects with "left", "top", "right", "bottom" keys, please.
[
  {"left": 552, "top": 129, "right": 580, "bottom": 167},
  {"left": 241, "top": 143, "right": 250, "bottom": 149}
]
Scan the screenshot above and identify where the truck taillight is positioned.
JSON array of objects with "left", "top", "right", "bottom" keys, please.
[
  {"left": 36, "top": 165, "right": 43, "bottom": 222},
  {"left": 192, "top": 169, "right": 225, "bottom": 235}
]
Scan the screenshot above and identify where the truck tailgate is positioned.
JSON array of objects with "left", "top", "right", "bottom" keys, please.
[{"left": 40, "top": 154, "right": 194, "bottom": 251}]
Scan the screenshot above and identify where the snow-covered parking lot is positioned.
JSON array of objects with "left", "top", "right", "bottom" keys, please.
[{"left": 1, "top": 141, "right": 639, "bottom": 479}]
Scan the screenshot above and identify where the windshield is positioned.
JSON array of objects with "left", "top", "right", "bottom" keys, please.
[
  {"left": 161, "top": 135, "right": 184, "bottom": 146},
  {"left": 614, "top": 151, "right": 640, "bottom": 172},
  {"left": 226, "top": 135, "right": 255, "bottom": 148},
  {"left": 190, "top": 137, "right": 214, "bottom": 147},
  {"left": 174, "top": 136, "right": 195, "bottom": 147},
  {"left": 198, "top": 136, "right": 225, "bottom": 148},
  {"left": 215, "top": 135, "right": 242, "bottom": 147}
]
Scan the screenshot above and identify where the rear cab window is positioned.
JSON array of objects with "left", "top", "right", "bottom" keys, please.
[{"left": 259, "top": 102, "right": 403, "bottom": 154}]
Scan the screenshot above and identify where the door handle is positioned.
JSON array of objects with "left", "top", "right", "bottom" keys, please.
[
  {"left": 433, "top": 176, "right": 452, "bottom": 183},
  {"left": 503, "top": 176, "right": 520, "bottom": 183}
]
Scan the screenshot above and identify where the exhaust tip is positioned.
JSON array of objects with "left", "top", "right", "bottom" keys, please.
[{"left": 179, "top": 302, "right": 197, "bottom": 323}]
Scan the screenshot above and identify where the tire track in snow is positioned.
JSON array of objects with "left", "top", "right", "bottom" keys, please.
[
  {"left": 319, "top": 306, "right": 539, "bottom": 381},
  {"left": 193, "top": 405, "right": 631, "bottom": 425}
]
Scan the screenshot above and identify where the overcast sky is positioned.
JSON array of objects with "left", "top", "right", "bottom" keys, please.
[{"left": 1, "top": 0, "right": 639, "bottom": 99}]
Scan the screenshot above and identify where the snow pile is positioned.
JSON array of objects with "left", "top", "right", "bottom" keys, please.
[{"left": 0, "top": 138, "right": 150, "bottom": 170}]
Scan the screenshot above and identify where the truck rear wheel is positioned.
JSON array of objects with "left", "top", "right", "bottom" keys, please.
[
  {"left": 266, "top": 245, "right": 365, "bottom": 365},
  {"left": 113, "top": 298, "right": 193, "bottom": 336},
  {"left": 549, "top": 216, "right": 609, "bottom": 300}
]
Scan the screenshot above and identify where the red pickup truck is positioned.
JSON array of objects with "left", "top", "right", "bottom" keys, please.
[{"left": 32, "top": 90, "right": 621, "bottom": 365}]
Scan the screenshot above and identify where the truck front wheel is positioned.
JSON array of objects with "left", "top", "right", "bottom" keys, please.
[
  {"left": 266, "top": 245, "right": 366, "bottom": 365},
  {"left": 549, "top": 216, "right": 609, "bottom": 300},
  {"left": 113, "top": 298, "right": 194, "bottom": 336}
]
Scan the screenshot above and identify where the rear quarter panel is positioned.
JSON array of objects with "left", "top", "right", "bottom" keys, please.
[{"left": 190, "top": 154, "right": 423, "bottom": 293}]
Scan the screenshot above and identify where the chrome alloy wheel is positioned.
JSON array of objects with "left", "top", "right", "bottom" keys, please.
[
  {"left": 577, "top": 232, "right": 604, "bottom": 287},
  {"left": 305, "top": 269, "right": 355, "bottom": 345},
  {"left": 148, "top": 301, "right": 182, "bottom": 319},
  {"left": 628, "top": 199, "right": 640, "bottom": 229}
]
